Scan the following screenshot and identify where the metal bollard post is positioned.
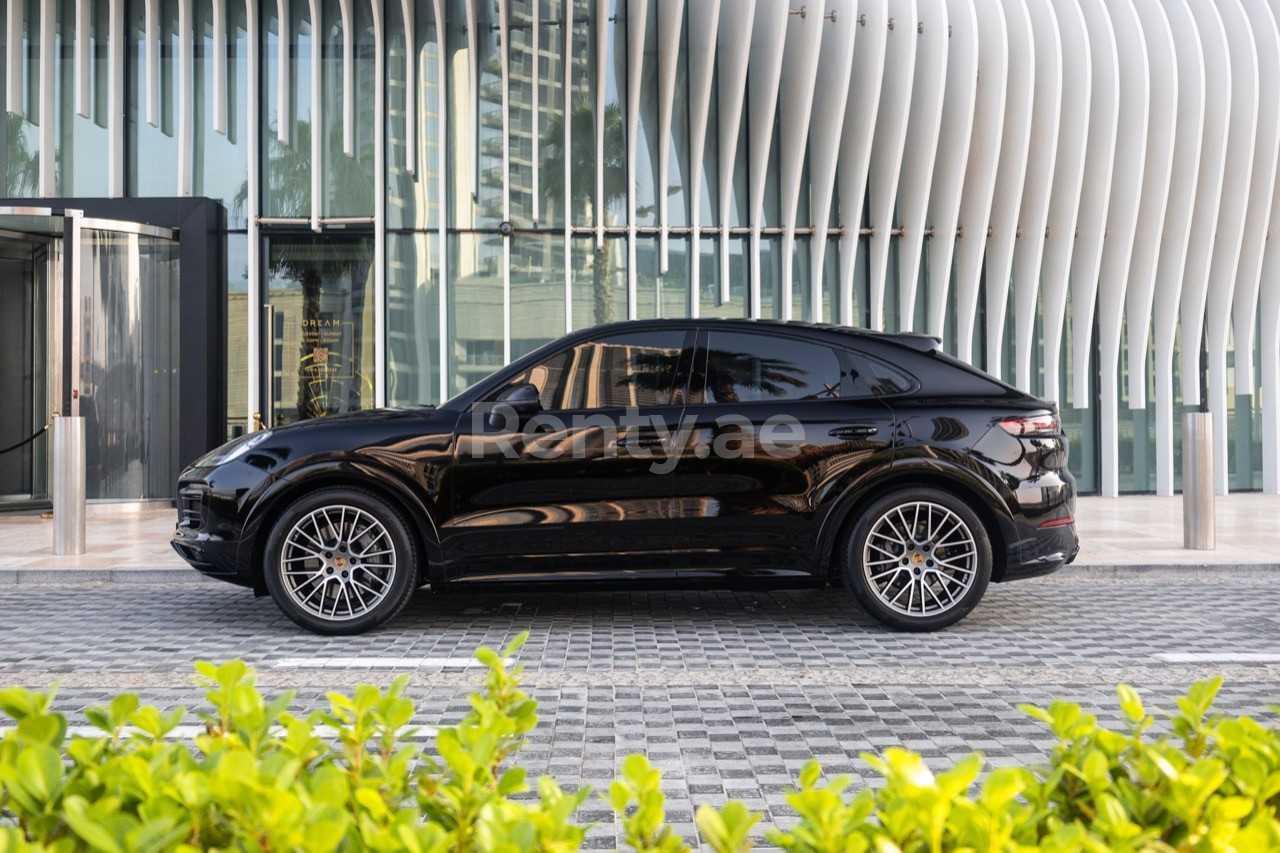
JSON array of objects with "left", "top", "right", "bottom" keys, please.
[
  {"left": 52, "top": 416, "right": 86, "bottom": 556},
  {"left": 1182, "top": 411, "right": 1214, "bottom": 550}
]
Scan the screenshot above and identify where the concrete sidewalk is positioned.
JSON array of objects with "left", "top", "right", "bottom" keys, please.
[{"left": 1, "top": 494, "right": 1278, "bottom": 583}]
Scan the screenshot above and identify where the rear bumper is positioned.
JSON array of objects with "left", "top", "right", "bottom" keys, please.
[{"left": 998, "top": 519, "right": 1079, "bottom": 582}]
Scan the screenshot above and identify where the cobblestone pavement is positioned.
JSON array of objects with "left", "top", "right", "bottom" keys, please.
[{"left": 3, "top": 576, "right": 1279, "bottom": 846}]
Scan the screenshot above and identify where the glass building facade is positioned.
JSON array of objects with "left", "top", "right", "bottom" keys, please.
[{"left": 1, "top": 0, "right": 1276, "bottom": 502}]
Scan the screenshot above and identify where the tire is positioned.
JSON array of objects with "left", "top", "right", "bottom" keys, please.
[
  {"left": 263, "top": 487, "right": 419, "bottom": 635},
  {"left": 841, "top": 487, "right": 992, "bottom": 631}
]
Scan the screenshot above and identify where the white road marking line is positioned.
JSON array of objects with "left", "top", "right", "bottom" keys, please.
[
  {"left": 1155, "top": 652, "right": 1280, "bottom": 664},
  {"left": 272, "top": 656, "right": 484, "bottom": 669}
]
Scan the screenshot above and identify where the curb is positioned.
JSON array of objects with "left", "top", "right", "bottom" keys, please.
[
  {"left": 0, "top": 563, "right": 1277, "bottom": 585},
  {"left": 0, "top": 568, "right": 208, "bottom": 585}
]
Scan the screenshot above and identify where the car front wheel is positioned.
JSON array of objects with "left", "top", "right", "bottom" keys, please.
[
  {"left": 263, "top": 487, "right": 419, "bottom": 635},
  {"left": 842, "top": 487, "right": 992, "bottom": 631}
]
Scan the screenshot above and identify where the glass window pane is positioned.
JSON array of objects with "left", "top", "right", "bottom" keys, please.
[
  {"left": 447, "top": 0, "right": 501, "bottom": 229},
  {"left": 511, "top": 232, "right": 566, "bottom": 357},
  {"left": 570, "top": 234, "right": 625, "bottom": 328},
  {"left": 262, "top": 0, "right": 313, "bottom": 217},
  {"left": 224, "top": 234, "right": 248, "bottom": 439},
  {"left": 1, "top": 0, "right": 41, "bottom": 195},
  {"left": 195, "top": 0, "right": 250, "bottom": 227},
  {"left": 387, "top": 232, "right": 442, "bottom": 405},
  {"left": 567, "top": 0, "right": 594, "bottom": 227},
  {"left": 449, "top": 232, "right": 504, "bottom": 397},
  {"left": 55, "top": 0, "right": 109, "bottom": 195},
  {"left": 387, "top": 0, "right": 441, "bottom": 229},
  {"left": 320, "top": 0, "right": 375, "bottom": 216},
  {"left": 266, "top": 235, "right": 375, "bottom": 424},
  {"left": 699, "top": 330, "right": 843, "bottom": 404},
  {"left": 128, "top": 0, "right": 180, "bottom": 196},
  {"left": 699, "top": 235, "right": 747, "bottom": 318}
]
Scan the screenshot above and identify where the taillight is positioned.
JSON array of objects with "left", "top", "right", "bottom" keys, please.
[{"left": 999, "top": 413, "right": 1060, "bottom": 437}]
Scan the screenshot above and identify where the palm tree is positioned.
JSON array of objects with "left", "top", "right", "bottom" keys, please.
[
  {"left": 540, "top": 98, "right": 626, "bottom": 325},
  {"left": 3, "top": 115, "right": 40, "bottom": 196}
]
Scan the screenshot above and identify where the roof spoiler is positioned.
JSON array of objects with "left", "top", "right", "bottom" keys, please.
[{"left": 888, "top": 333, "right": 942, "bottom": 353}]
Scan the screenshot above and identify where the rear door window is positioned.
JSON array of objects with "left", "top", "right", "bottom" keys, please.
[{"left": 693, "top": 330, "right": 845, "bottom": 403}]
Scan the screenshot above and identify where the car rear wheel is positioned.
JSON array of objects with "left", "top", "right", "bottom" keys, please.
[
  {"left": 263, "top": 487, "right": 419, "bottom": 635},
  {"left": 842, "top": 487, "right": 992, "bottom": 631}
]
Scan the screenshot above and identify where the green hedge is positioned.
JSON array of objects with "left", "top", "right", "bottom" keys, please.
[{"left": 1, "top": 634, "right": 1278, "bottom": 851}]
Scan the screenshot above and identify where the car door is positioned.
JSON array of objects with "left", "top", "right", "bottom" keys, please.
[
  {"left": 668, "top": 328, "right": 897, "bottom": 577},
  {"left": 442, "top": 328, "right": 694, "bottom": 580}
]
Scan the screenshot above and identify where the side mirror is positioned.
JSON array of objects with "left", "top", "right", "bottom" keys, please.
[{"left": 488, "top": 382, "right": 542, "bottom": 429}]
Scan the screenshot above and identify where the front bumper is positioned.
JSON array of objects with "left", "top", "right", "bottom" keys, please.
[{"left": 171, "top": 482, "right": 256, "bottom": 588}]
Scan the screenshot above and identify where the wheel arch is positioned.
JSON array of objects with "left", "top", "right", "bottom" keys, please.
[
  {"left": 816, "top": 465, "right": 1016, "bottom": 583},
  {"left": 238, "top": 462, "right": 444, "bottom": 594}
]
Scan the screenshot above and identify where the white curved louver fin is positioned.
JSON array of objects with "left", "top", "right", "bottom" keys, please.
[
  {"left": 1151, "top": 0, "right": 1206, "bottom": 496},
  {"left": 924, "top": 0, "right": 978, "bottom": 338},
  {"left": 836, "top": 0, "right": 888, "bottom": 326},
  {"left": 1011, "top": 0, "right": 1062, "bottom": 391},
  {"left": 338, "top": 0, "right": 355, "bottom": 155},
  {"left": 213, "top": 0, "right": 227, "bottom": 134},
  {"left": 715, "top": 0, "right": 753, "bottom": 302},
  {"left": 5, "top": 0, "right": 21, "bottom": 115},
  {"left": 38, "top": 0, "right": 53, "bottom": 195},
  {"left": 76, "top": 0, "right": 90, "bottom": 118},
  {"left": 687, "top": 0, "right": 721, "bottom": 318},
  {"left": 807, "top": 0, "right": 858, "bottom": 324},
  {"left": 401, "top": 0, "right": 416, "bottom": 174},
  {"left": 891, "top": 0, "right": 948, "bottom": 332},
  {"left": 777, "top": 0, "right": 827, "bottom": 321},
  {"left": 147, "top": 0, "right": 161, "bottom": 128},
  {"left": 982, "top": 0, "right": 1035, "bottom": 379},
  {"left": 1257, "top": 2, "right": 1280, "bottom": 494},
  {"left": 1095, "top": 0, "right": 1150, "bottom": 497},
  {"left": 952, "top": 0, "right": 1007, "bottom": 359},
  {"left": 1122, "top": 0, "right": 1177, "bottom": 411},
  {"left": 244, "top": 0, "right": 260, "bottom": 426},
  {"left": 746, "top": 0, "right": 789, "bottom": 318},
  {"left": 626, "top": 0, "right": 649, "bottom": 318},
  {"left": 109, "top": 0, "right": 124, "bottom": 195},
  {"left": 1069, "top": 0, "right": 1118, "bottom": 407},
  {"left": 434, "top": 0, "right": 447, "bottom": 397},
  {"left": 371, "top": 0, "right": 385, "bottom": 404},
  {"left": 1177, "top": 0, "right": 1229, "bottom": 418},
  {"left": 1231, "top": 0, "right": 1280, "bottom": 393},
  {"left": 465, "top": 0, "right": 479, "bottom": 198},
  {"left": 531, "top": 0, "right": 540, "bottom": 222},
  {"left": 1039, "top": 0, "right": 1090, "bottom": 403},
  {"left": 179, "top": 0, "right": 194, "bottom": 194},
  {"left": 866, "top": 0, "right": 918, "bottom": 331},
  {"left": 277, "top": 0, "right": 290, "bottom": 143},
  {"left": 309, "top": 0, "right": 322, "bottom": 225},
  {"left": 656, "top": 0, "right": 685, "bottom": 275},
  {"left": 594, "top": 0, "right": 609, "bottom": 247},
  {"left": 1203, "top": 0, "right": 1258, "bottom": 495}
]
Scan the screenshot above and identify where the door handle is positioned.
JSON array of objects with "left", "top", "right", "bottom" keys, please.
[
  {"left": 618, "top": 435, "right": 665, "bottom": 448},
  {"left": 829, "top": 424, "right": 878, "bottom": 439}
]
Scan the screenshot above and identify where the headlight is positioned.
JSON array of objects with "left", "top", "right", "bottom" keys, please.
[{"left": 195, "top": 430, "right": 273, "bottom": 467}]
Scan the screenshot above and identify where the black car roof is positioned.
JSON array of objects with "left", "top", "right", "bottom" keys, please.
[{"left": 579, "top": 318, "right": 942, "bottom": 353}]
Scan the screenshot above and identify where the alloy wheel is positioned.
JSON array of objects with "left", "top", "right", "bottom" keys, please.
[
  {"left": 279, "top": 504, "right": 398, "bottom": 621},
  {"left": 861, "top": 501, "right": 978, "bottom": 617}
]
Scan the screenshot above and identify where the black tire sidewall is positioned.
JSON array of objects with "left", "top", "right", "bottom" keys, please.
[
  {"left": 842, "top": 487, "right": 992, "bottom": 632},
  {"left": 263, "top": 487, "right": 419, "bottom": 635}
]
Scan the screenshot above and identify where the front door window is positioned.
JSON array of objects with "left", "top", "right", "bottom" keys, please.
[{"left": 264, "top": 234, "right": 376, "bottom": 426}]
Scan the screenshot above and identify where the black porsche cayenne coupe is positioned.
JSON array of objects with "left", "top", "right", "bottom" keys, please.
[{"left": 173, "top": 319, "right": 1078, "bottom": 634}]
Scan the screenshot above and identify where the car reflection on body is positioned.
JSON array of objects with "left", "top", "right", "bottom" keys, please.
[{"left": 173, "top": 319, "right": 1078, "bottom": 635}]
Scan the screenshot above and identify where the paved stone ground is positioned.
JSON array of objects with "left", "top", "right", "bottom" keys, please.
[{"left": 2, "top": 576, "right": 1278, "bottom": 847}]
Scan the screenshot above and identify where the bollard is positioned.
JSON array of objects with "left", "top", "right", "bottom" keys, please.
[
  {"left": 52, "top": 416, "right": 86, "bottom": 556},
  {"left": 1182, "top": 411, "right": 1214, "bottom": 550}
]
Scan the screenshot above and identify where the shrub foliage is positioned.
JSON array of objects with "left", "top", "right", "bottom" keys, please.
[{"left": 1, "top": 633, "right": 1278, "bottom": 851}]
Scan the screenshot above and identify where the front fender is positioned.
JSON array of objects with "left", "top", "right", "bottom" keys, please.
[{"left": 235, "top": 457, "right": 445, "bottom": 589}]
